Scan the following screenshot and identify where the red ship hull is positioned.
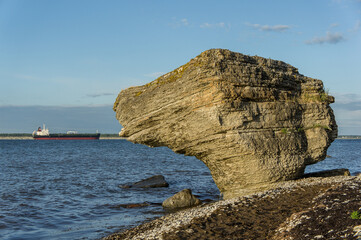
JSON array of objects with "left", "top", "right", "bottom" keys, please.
[
  {"left": 32, "top": 125, "right": 100, "bottom": 140},
  {"left": 33, "top": 133, "right": 100, "bottom": 140},
  {"left": 34, "top": 137, "right": 100, "bottom": 140}
]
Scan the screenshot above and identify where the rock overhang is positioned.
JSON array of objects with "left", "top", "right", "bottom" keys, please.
[{"left": 114, "top": 49, "right": 338, "bottom": 198}]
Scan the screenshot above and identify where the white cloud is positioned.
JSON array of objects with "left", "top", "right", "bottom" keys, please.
[
  {"left": 350, "top": 20, "right": 361, "bottom": 32},
  {"left": 0, "top": 105, "right": 121, "bottom": 133},
  {"left": 86, "top": 92, "right": 115, "bottom": 98},
  {"left": 334, "top": 108, "right": 361, "bottom": 131},
  {"left": 144, "top": 72, "right": 165, "bottom": 78},
  {"left": 200, "top": 22, "right": 226, "bottom": 28},
  {"left": 333, "top": 93, "right": 361, "bottom": 105},
  {"left": 331, "top": 93, "right": 361, "bottom": 134},
  {"left": 11, "top": 73, "right": 85, "bottom": 86},
  {"left": 305, "top": 32, "right": 345, "bottom": 45},
  {"left": 356, "top": 20, "right": 361, "bottom": 30},
  {"left": 169, "top": 18, "right": 190, "bottom": 28},
  {"left": 13, "top": 74, "right": 43, "bottom": 81},
  {"left": 180, "top": 18, "right": 189, "bottom": 26},
  {"left": 247, "top": 23, "right": 291, "bottom": 32}
]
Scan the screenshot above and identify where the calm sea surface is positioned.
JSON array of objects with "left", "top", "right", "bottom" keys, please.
[{"left": 0, "top": 139, "right": 360, "bottom": 240}]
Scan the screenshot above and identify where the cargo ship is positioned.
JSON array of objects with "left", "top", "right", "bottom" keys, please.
[{"left": 32, "top": 124, "right": 100, "bottom": 140}]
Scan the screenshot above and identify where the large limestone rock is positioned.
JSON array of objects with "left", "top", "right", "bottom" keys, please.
[{"left": 114, "top": 49, "right": 337, "bottom": 198}]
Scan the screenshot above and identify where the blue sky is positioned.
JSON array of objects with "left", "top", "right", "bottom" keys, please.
[{"left": 0, "top": 0, "right": 360, "bottom": 134}]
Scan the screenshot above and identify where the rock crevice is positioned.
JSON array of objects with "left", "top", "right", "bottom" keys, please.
[{"left": 114, "top": 49, "right": 337, "bottom": 198}]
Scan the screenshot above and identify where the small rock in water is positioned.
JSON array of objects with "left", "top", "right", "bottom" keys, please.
[
  {"left": 162, "top": 189, "right": 201, "bottom": 209},
  {"left": 111, "top": 202, "right": 150, "bottom": 208},
  {"left": 115, "top": 202, "right": 150, "bottom": 209},
  {"left": 119, "top": 175, "right": 169, "bottom": 188}
]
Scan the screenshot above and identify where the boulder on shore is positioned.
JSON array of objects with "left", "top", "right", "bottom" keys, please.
[
  {"left": 162, "top": 189, "right": 201, "bottom": 209},
  {"left": 119, "top": 175, "right": 169, "bottom": 188},
  {"left": 114, "top": 49, "right": 337, "bottom": 198}
]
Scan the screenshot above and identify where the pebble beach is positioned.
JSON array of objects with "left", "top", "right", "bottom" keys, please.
[{"left": 104, "top": 175, "right": 361, "bottom": 240}]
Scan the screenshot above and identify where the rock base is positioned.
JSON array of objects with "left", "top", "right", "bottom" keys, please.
[{"left": 103, "top": 176, "right": 361, "bottom": 240}]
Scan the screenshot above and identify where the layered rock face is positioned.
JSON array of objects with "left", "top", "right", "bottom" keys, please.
[{"left": 114, "top": 49, "right": 337, "bottom": 198}]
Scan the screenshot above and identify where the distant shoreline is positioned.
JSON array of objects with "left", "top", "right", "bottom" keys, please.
[
  {"left": 0, "top": 136, "right": 33, "bottom": 140},
  {"left": 0, "top": 135, "right": 126, "bottom": 140},
  {"left": 337, "top": 136, "right": 361, "bottom": 139},
  {"left": 1, "top": 134, "right": 360, "bottom": 140}
]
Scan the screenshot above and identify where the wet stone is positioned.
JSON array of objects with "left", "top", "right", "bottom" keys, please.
[{"left": 119, "top": 175, "right": 169, "bottom": 188}]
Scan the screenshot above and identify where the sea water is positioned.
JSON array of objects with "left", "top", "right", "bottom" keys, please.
[{"left": 0, "top": 139, "right": 360, "bottom": 240}]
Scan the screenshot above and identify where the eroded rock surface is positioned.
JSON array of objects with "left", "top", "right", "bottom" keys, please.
[{"left": 114, "top": 49, "right": 337, "bottom": 198}]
